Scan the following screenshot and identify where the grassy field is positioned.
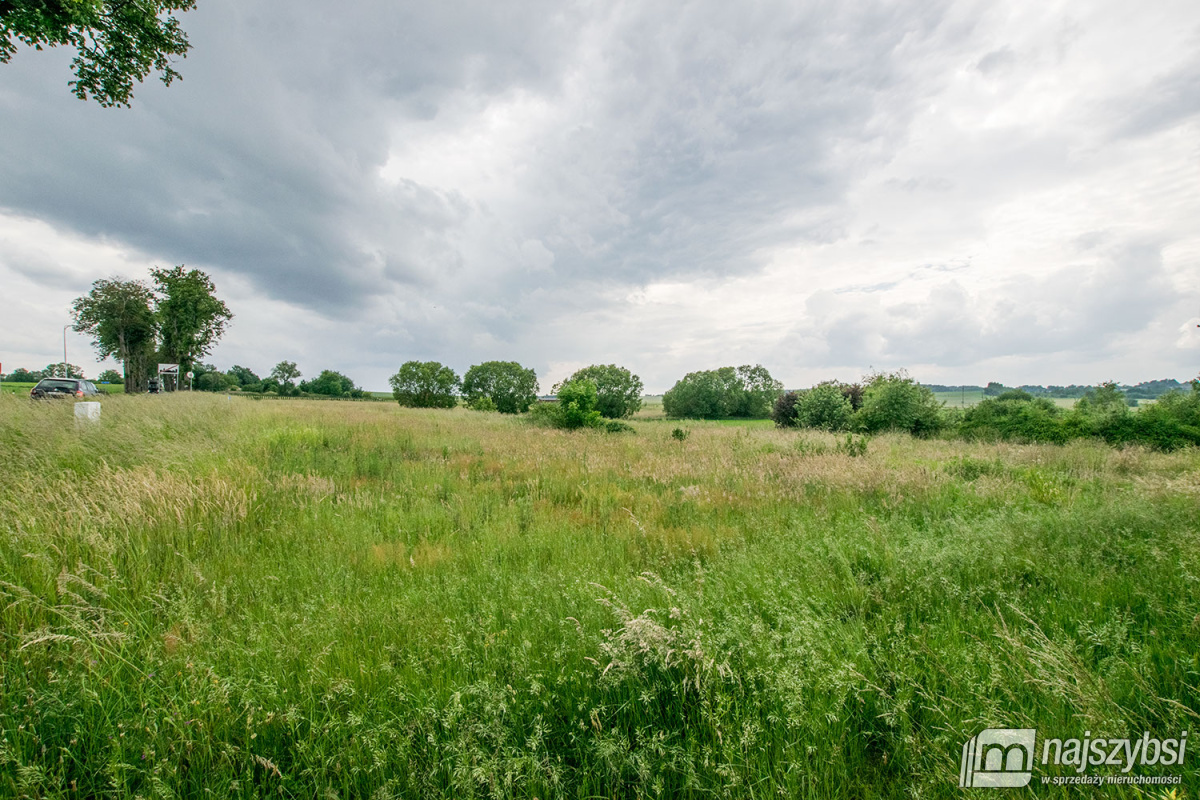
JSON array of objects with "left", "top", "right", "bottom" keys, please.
[{"left": 0, "top": 394, "right": 1197, "bottom": 797}]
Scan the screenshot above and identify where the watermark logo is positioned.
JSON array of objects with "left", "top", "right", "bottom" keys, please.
[
  {"left": 958, "top": 728, "right": 1188, "bottom": 788},
  {"left": 960, "top": 728, "right": 1037, "bottom": 788}
]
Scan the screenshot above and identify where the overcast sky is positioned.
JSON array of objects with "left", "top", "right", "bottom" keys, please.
[{"left": 2, "top": 0, "right": 1198, "bottom": 392}]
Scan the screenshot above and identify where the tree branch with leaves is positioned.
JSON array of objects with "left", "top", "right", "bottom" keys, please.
[{"left": 0, "top": 0, "right": 196, "bottom": 107}]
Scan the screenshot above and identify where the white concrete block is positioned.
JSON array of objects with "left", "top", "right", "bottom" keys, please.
[{"left": 74, "top": 402, "right": 101, "bottom": 425}]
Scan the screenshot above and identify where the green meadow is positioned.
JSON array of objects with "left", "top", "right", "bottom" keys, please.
[{"left": 1, "top": 394, "right": 1197, "bottom": 797}]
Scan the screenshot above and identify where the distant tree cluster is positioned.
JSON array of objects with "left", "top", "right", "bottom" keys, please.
[
  {"left": 0, "top": 363, "right": 87, "bottom": 382},
  {"left": 185, "top": 362, "right": 365, "bottom": 398},
  {"left": 927, "top": 380, "right": 1186, "bottom": 401}
]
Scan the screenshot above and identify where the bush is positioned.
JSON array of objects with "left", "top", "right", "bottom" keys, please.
[
  {"left": 566, "top": 365, "right": 643, "bottom": 418},
  {"left": 662, "top": 365, "right": 782, "bottom": 419},
  {"left": 959, "top": 392, "right": 1068, "bottom": 444},
  {"left": 795, "top": 383, "right": 853, "bottom": 431},
  {"left": 468, "top": 396, "right": 497, "bottom": 412},
  {"left": 772, "top": 391, "right": 800, "bottom": 428},
  {"left": 840, "top": 383, "right": 864, "bottom": 411},
  {"left": 530, "top": 381, "right": 632, "bottom": 433},
  {"left": 555, "top": 378, "right": 603, "bottom": 429},
  {"left": 856, "top": 371, "right": 944, "bottom": 436},
  {"left": 462, "top": 361, "right": 538, "bottom": 414},
  {"left": 390, "top": 361, "right": 460, "bottom": 408}
]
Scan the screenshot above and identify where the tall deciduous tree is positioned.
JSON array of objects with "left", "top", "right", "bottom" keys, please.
[
  {"left": 0, "top": 0, "right": 196, "bottom": 107},
  {"left": 152, "top": 265, "right": 232, "bottom": 389},
  {"left": 269, "top": 361, "right": 301, "bottom": 394},
  {"left": 71, "top": 278, "right": 157, "bottom": 392},
  {"left": 390, "top": 361, "right": 460, "bottom": 408},
  {"left": 462, "top": 361, "right": 538, "bottom": 414}
]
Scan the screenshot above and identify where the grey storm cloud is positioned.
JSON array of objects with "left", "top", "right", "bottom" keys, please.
[
  {"left": 2, "top": 0, "right": 1198, "bottom": 390},
  {"left": 0, "top": 0, "right": 957, "bottom": 313}
]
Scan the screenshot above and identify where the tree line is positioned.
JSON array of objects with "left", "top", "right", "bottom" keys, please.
[{"left": 772, "top": 373, "right": 1200, "bottom": 451}]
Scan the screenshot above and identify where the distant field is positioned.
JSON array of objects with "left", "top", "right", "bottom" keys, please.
[
  {"left": 632, "top": 396, "right": 773, "bottom": 426},
  {"left": 1, "top": 393, "right": 1196, "bottom": 796},
  {"left": 934, "top": 391, "right": 1092, "bottom": 410}
]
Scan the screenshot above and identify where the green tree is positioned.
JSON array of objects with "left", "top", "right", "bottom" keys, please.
[
  {"left": 662, "top": 365, "right": 781, "bottom": 419},
  {"left": 0, "top": 0, "right": 195, "bottom": 107},
  {"left": 732, "top": 364, "right": 783, "bottom": 417},
  {"left": 71, "top": 278, "right": 158, "bottom": 392},
  {"left": 195, "top": 368, "right": 235, "bottom": 392},
  {"left": 152, "top": 266, "right": 232, "bottom": 389},
  {"left": 42, "top": 362, "right": 85, "bottom": 379},
  {"left": 565, "top": 364, "right": 643, "bottom": 419},
  {"left": 227, "top": 365, "right": 259, "bottom": 387},
  {"left": 269, "top": 361, "right": 301, "bottom": 394},
  {"left": 462, "top": 361, "right": 538, "bottom": 414},
  {"left": 301, "top": 370, "right": 358, "bottom": 397},
  {"left": 5, "top": 367, "right": 42, "bottom": 382},
  {"left": 389, "top": 361, "right": 460, "bottom": 408},
  {"left": 96, "top": 368, "right": 123, "bottom": 384}
]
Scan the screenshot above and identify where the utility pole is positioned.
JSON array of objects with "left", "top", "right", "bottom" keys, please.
[{"left": 62, "top": 325, "right": 70, "bottom": 377}]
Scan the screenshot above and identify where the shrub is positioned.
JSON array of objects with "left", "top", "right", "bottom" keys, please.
[
  {"left": 855, "top": 371, "right": 944, "bottom": 436},
  {"left": 840, "top": 382, "right": 865, "bottom": 411},
  {"left": 566, "top": 364, "right": 643, "bottom": 418},
  {"left": 662, "top": 365, "right": 782, "bottom": 419},
  {"left": 462, "top": 361, "right": 538, "bottom": 414},
  {"left": 389, "top": 361, "right": 460, "bottom": 408},
  {"left": 671, "top": 428, "right": 690, "bottom": 441},
  {"left": 795, "top": 383, "right": 853, "bottom": 431},
  {"left": 772, "top": 391, "right": 800, "bottom": 428},
  {"left": 555, "top": 378, "right": 603, "bottom": 429},
  {"left": 468, "top": 396, "right": 497, "bottom": 412},
  {"left": 530, "top": 381, "right": 632, "bottom": 433},
  {"left": 959, "top": 392, "right": 1068, "bottom": 444}
]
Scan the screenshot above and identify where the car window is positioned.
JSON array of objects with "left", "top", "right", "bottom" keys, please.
[{"left": 37, "top": 380, "right": 78, "bottom": 391}]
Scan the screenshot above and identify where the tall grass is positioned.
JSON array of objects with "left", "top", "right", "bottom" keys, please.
[{"left": 0, "top": 394, "right": 1197, "bottom": 797}]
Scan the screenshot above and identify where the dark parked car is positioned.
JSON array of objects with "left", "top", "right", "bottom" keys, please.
[{"left": 30, "top": 378, "right": 101, "bottom": 399}]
